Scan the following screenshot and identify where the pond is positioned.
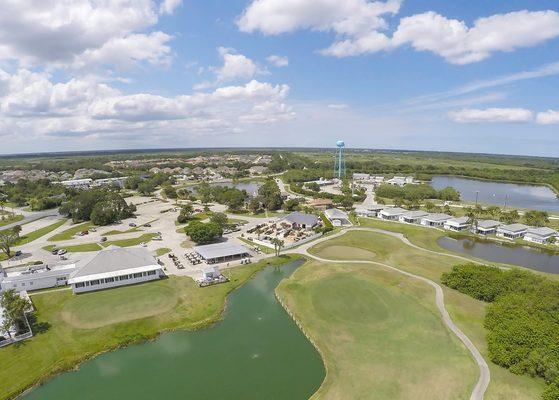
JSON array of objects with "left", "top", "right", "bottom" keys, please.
[
  {"left": 431, "top": 176, "right": 559, "bottom": 213},
  {"left": 438, "top": 236, "right": 559, "bottom": 274},
  {"left": 23, "top": 260, "right": 325, "bottom": 400}
]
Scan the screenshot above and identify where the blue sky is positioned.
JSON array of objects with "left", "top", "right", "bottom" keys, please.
[{"left": 1, "top": 0, "right": 558, "bottom": 156}]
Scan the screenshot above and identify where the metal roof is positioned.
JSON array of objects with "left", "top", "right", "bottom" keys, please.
[
  {"left": 401, "top": 210, "right": 428, "bottom": 218},
  {"left": 446, "top": 216, "right": 470, "bottom": 224},
  {"left": 194, "top": 242, "right": 249, "bottom": 260},
  {"left": 498, "top": 223, "right": 528, "bottom": 232},
  {"left": 422, "top": 213, "right": 452, "bottom": 222},
  {"left": 477, "top": 219, "right": 501, "bottom": 229},
  {"left": 283, "top": 212, "right": 319, "bottom": 227},
  {"left": 526, "top": 227, "right": 557, "bottom": 236},
  {"left": 379, "top": 207, "right": 407, "bottom": 216},
  {"left": 69, "top": 247, "right": 159, "bottom": 282},
  {"left": 324, "top": 208, "right": 349, "bottom": 219}
]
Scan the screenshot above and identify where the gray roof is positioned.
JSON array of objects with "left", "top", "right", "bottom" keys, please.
[
  {"left": 70, "top": 246, "right": 158, "bottom": 280},
  {"left": 194, "top": 242, "right": 249, "bottom": 260},
  {"left": 324, "top": 208, "right": 349, "bottom": 219},
  {"left": 401, "top": 210, "right": 428, "bottom": 218},
  {"left": 283, "top": 212, "right": 319, "bottom": 227},
  {"left": 422, "top": 213, "right": 452, "bottom": 222},
  {"left": 380, "top": 207, "right": 407, "bottom": 216},
  {"left": 446, "top": 216, "right": 470, "bottom": 224},
  {"left": 498, "top": 223, "right": 528, "bottom": 233},
  {"left": 526, "top": 227, "right": 557, "bottom": 236},
  {"left": 476, "top": 219, "right": 501, "bottom": 229}
]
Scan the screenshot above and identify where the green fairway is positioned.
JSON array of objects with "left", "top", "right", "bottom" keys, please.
[
  {"left": 48, "top": 222, "right": 94, "bottom": 242},
  {"left": 303, "top": 230, "right": 545, "bottom": 399},
  {"left": 278, "top": 261, "right": 476, "bottom": 400},
  {"left": 0, "top": 255, "right": 301, "bottom": 400},
  {"left": 16, "top": 219, "right": 67, "bottom": 245}
]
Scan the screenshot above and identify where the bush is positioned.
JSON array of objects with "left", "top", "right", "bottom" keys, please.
[{"left": 185, "top": 221, "right": 223, "bottom": 244}]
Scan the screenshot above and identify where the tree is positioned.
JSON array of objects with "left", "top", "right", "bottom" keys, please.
[
  {"left": 210, "top": 212, "right": 228, "bottom": 228},
  {"left": 486, "top": 206, "right": 501, "bottom": 219},
  {"left": 306, "top": 182, "right": 321, "bottom": 192},
  {"left": 162, "top": 184, "right": 178, "bottom": 199},
  {"left": 523, "top": 210, "right": 549, "bottom": 227},
  {"left": 465, "top": 207, "right": 478, "bottom": 231},
  {"left": 500, "top": 209, "right": 520, "bottom": 224},
  {"left": 438, "top": 186, "right": 460, "bottom": 201},
  {"left": 185, "top": 221, "right": 223, "bottom": 244},
  {"left": 0, "top": 227, "right": 21, "bottom": 259},
  {"left": 257, "top": 179, "right": 283, "bottom": 211},
  {"left": 177, "top": 203, "right": 194, "bottom": 224},
  {"left": 0, "top": 289, "right": 31, "bottom": 338},
  {"left": 282, "top": 198, "right": 300, "bottom": 211},
  {"left": 270, "top": 237, "right": 285, "bottom": 257},
  {"left": 248, "top": 197, "right": 261, "bottom": 214},
  {"left": 124, "top": 176, "right": 142, "bottom": 190},
  {"left": 137, "top": 181, "right": 156, "bottom": 196},
  {"left": 197, "top": 182, "right": 212, "bottom": 206}
]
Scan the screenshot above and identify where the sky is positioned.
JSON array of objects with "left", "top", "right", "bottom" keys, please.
[{"left": 1, "top": 0, "right": 559, "bottom": 156}]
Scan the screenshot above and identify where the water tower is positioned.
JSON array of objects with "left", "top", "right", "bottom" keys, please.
[{"left": 334, "top": 140, "right": 346, "bottom": 179}]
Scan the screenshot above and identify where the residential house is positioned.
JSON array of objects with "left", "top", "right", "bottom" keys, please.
[
  {"left": 378, "top": 207, "right": 407, "bottom": 221},
  {"left": 324, "top": 208, "right": 352, "bottom": 226},
  {"left": 474, "top": 220, "right": 501, "bottom": 235},
  {"left": 399, "top": 210, "right": 429, "bottom": 224},
  {"left": 420, "top": 213, "right": 452, "bottom": 227},
  {"left": 524, "top": 227, "right": 557, "bottom": 244},
  {"left": 497, "top": 223, "right": 529, "bottom": 240},
  {"left": 444, "top": 216, "right": 471, "bottom": 231}
]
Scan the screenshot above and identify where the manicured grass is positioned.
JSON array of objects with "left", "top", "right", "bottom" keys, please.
[
  {"left": 304, "top": 230, "right": 545, "bottom": 399},
  {"left": 0, "top": 214, "right": 23, "bottom": 227},
  {"left": 155, "top": 247, "right": 172, "bottom": 256},
  {"left": 48, "top": 222, "right": 94, "bottom": 242},
  {"left": 278, "top": 260, "right": 476, "bottom": 400},
  {"left": 0, "top": 255, "right": 301, "bottom": 400},
  {"left": 101, "top": 233, "right": 157, "bottom": 248},
  {"left": 103, "top": 219, "right": 158, "bottom": 236},
  {"left": 42, "top": 243, "right": 102, "bottom": 253},
  {"left": 16, "top": 219, "right": 67, "bottom": 245}
]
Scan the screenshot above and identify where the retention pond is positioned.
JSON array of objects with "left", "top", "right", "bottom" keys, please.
[
  {"left": 438, "top": 236, "right": 559, "bottom": 274},
  {"left": 23, "top": 259, "right": 325, "bottom": 400}
]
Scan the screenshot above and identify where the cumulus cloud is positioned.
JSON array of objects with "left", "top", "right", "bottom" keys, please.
[
  {"left": 327, "top": 104, "right": 349, "bottom": 109},
  {"left": 448, "top": 108, "right": 533, "bottom": 123},
  {"left": 536, "top": 110, "right": 559, "bottom": 125},
  {"left": 0, "top": 68, "right": 294, "bottom": 139},
  {"left": 0, "top": 0, "right": 173, "bottom": 70},
  {"left": 266, "top": 54, "right": 289, "bottom": 67},
  {"left": 214, "top": 47, "right": 263, "bottom": 82},
  {"left": 159, "top": 0, "right": 182, "bottom": 15},
  {"left": 238, "top": 1, "right": 559, "bottom": 63}
]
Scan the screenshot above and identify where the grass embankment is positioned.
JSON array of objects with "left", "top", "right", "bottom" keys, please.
[
  {"left": 278, "top": 260, "right": 475, "bottom": 399},
  {"left": 300, "top": 230, "right": 545, "bottom": 399},
  {"left": 0, "top": 255, "right": 301, "bottom": 400},
  {"left": 48, "top": 222, "right": 94, "bottom": 242},
  {"left": 16, "top": 219, "right": 67, "bottom": 246},
  {"left": 0, "top": 214, "right": 24, "bottom": 227}
]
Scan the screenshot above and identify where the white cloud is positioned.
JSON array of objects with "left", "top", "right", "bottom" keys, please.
[
  {"left": 266, "top": 54, "right": 289, "bottom": 67},
  {"left": 536, "top": 110, "right": 559, "bottom": 125},
  {"left": 448, "top": 108, "right": 533, "bottom": 123},
  {"left": 159, "top": 0, "right": 182, "bottom": 15},
  {"left": 238, "top": 2, "right": 559, "bottom": 63},
  {"left": 214, "top": 47, "right": 263, "bottom": 82},
  {"left": 327, "top": 103, "right": 349, "bottom": 109},
  {"left": 0, "top": 68, "right": 294, "bottom": 139},
  {"left": 0, "top": 0, "right": 173, "bottom": 70}
]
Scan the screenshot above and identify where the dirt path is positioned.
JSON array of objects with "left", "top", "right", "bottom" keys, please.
[{"left": 287, "top": 228, "right": 490, "bottom": 400}]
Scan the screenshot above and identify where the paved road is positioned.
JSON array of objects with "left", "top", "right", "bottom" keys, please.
[
  {"left": 1, "top": 209, "right": 60, "bottom": 231},
  {"left": 287, "top": 228, "right": 490, "bottom": 400}
]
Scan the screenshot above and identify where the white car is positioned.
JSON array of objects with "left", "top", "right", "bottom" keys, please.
[
  {"left": 57, "top": 249, "right": 67, "bottom": 255},
  {"left": 140, "top": 242, "right": 147, "bottom": 247}
]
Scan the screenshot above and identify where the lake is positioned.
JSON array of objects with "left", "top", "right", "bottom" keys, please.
[
  {"left": 23, "top": 260, "right": 325, "bottom": 400},
  {"left": 431, "top": 176, "right": 559, "bottom": 213},
  {"left": 438, "top": 236, "right": 559, "bottom": 274}
]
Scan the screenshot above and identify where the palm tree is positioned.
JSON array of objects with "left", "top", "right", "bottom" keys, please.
[
  {"left": 270, "top": 237, "right": 285, "bottom": 257},
  {"left": 465, "top": 207, "right": 478, "bottom": 232}
]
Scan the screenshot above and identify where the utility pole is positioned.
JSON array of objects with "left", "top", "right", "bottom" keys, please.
[{"left": 475, "top": 190, "right": 479, "bottom": 206}]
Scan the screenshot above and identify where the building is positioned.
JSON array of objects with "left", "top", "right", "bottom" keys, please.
[
  {"left": 282, "top": 212, "right": 319, "bottom": 230},
  {"left": 378, "top": 207, "right": 407, "bottom": 221},
  {"left": 497, "top": 223, "right": 529, "bottom": 240},
  {"left": 353, "top": 173, "right": 371, "bottom": 181},
  {"left": 474, "top": 220, "right": 501, "bottom": 235},
  {"left": 386, "top": 176, "right": 414, "bottom": 186},
  {"left": 399, "top": 210, "right": 428, "bottom": 224},
  {"left": 362, "top": 204, "right": 386, "bottom": 217},
  {"left": 444, "top": 217, "right": 470, "bottom": 231},
  {"left": 194, "top": 242, "right": 250, "bottom": 264},
  {"left": 0, "top": 263, "right": 77, "bottom": 292},
  {"left": 249, "top": 166, "right": 268, "bottom": 175},
  {"left": 523, "top": 227, "right": 557, "bottom": 244},
  {"left": 355, "top": 208, "right": 376, "bottom": 218},
  {"left": 420, "top": 213, "right": 452, "bottom": 227},
  {"left": 200, "top": 266, "right": 221, "bottom": 280},
  {"left": 68, "top": 247, "right": 164, "bottom": 294},
  {"left": 324, "top": 208, "right": 351, "bottom": 226},
  {"left": 60, "top": 178, "right": 93, "bottom": 189},
  {"left": 309, "top": 198, "right": 333, "bottom": 211}
]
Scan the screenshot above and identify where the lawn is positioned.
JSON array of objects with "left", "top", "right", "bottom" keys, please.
[
  {"left": 301, "top": 230, "right": 545, "bottom": 399},
  {"left": 47, "top": 222, "right": 94, "bottom": 242},
  {"left": 277, "top": 260, "right": 476, "bottom": 400},
  {"left": 15, "top": 219, "right": 67, "bottom": 246},
  {"left": 103, "top": 219, "right": 158, "bottom": 236},
  {"left": 0, "top": 255, "right": 302, "bottom": 400},
  {"left": 42, "top": 243, "right": 102, "bottom": 253},
  {"left": 101, "top": 233, "right": 157, "bottom": 248},
  {"left": 0, "top": 214, "right": 23, "bottom": 227},
  {"left": 155, "top": 247, "right": 172, "bottom": 256}
]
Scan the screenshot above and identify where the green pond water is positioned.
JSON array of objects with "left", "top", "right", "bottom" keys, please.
[{"left": 24, "top": 260, "right": 325, "bottom": 400}]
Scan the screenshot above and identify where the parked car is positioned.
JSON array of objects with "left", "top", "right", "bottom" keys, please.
[
  {"left": 51, "top": 248, "right": 60, "bottom": 255},
  {"left": 57, "top": 249, "right": 67, "bottom": 255},
  {"left": 100, "top": 236, "right": 107, "bottom": 242},
  {"left": 129, "top": 223, "right": 137, "bottom": 227},
  {"left": 90, "top": 227, "right": 97, "bottom": 232},
  {"left": 140, "top": 242, "right": 147, "bottom": 247},
  {"left": 60, "top": 255, "right": 68, "bottom": 260},
  {"left": 144, "top": 223, "right": 151, "bottom": 227},
  {"left": 14, "top": 250, "right": 22, "bottom": 257}
]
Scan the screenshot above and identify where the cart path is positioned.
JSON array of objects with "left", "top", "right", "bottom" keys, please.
[{"left": 287, "top": 228, "right": 490, "bottom": 400}]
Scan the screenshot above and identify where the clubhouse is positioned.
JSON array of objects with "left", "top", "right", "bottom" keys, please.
[{"left": 68, "top": 246, "right": 164, "bottom": 294}]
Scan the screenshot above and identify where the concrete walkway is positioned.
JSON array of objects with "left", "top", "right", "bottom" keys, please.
[{"left": 287, "top": 227, "right": 490, "bottom": 400}]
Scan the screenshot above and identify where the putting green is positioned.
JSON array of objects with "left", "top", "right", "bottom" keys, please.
[
  {"left": 60, "top": 281, "right": 179, "bottom": 329},
  {"left": 278, "top": 262, "right": 476, "bottom": 400}
]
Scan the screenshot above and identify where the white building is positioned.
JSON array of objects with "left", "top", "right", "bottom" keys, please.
[
  {"left": 68, "top": 247, "right": 164, "bottom": 294},
  {"left": 399, "top": 210, "right": 428, "bottom": 224},
  {"left": 444, "top": 216, "right": 470, "bottom": 231},
  {"left": 324, "top": 208, "right": 352, "bottom": 226},
  {"left": 355, "top": 208, "right": 376, "bottom": 218},
  {"left": 474, "top": 220, "right": 501, "bottom": 235},
  {"left": 496, "top": 223, "right": 529, "bottom": 240},
  {"left": 194, "top": 242, "right": 251, "bottom": 264},
  {"left": 60, "top": 178, "right": 92, "bottom": 189},
  {"left": 420, "top": 213, "right": 452, "bottom": 227},
  {"left": 385, "top": 176, "right": 414, "bottom": 186},
  {"left": 524, "top": 227, "right": 557, "bottom": 244},
  {"left": 0, "top": 263, "right": 77, "bottom": 292},
  {"left": 379, "top": 207, "right": 407, "bottom": 221}
]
